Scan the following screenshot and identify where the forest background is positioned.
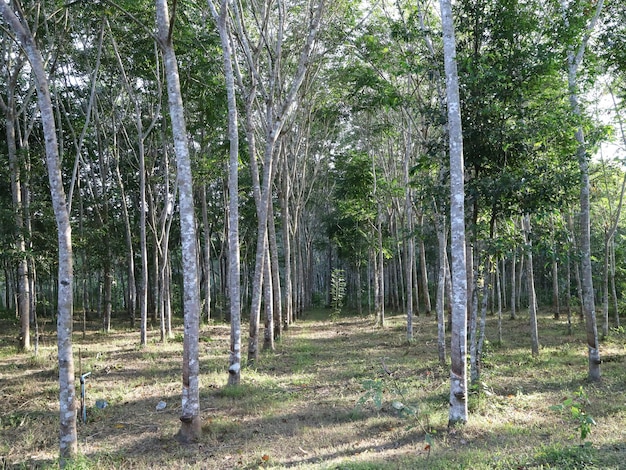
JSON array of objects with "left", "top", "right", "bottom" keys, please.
[{"left": 1, "top": 0, "right": 626, "bottom": 468}]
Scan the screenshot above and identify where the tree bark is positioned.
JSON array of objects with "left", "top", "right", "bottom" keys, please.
[
  {"left": 0, "top": 2, "right": 78, "bottom": 463},
  {"left": 2, "top": 56, "right": 31, "bottom": 351},
  {"left": 155, "top": 0, "right": 202, "bottom": 441},
  {"left": 523, "top": 215, "right": 540, "bottom": 357},
  {"left": 562, "top": 0, "right": 604, "bottom": 381},
  {"left": 205, "top": 0, "right": 242, "bottom": 379},
  {"left": 440, "top": 0, "right": 468, "bottom": 426}
]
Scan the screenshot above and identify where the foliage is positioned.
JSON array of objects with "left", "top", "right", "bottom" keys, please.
[{"left": 550, "top": 386, "right": 597, "bottom": 442}]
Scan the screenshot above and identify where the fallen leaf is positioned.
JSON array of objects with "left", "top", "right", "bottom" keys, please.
[{"left": 261, "top": 454, "right": 270, "bottom": 461}]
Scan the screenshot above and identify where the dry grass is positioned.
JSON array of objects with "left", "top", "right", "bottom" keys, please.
[{"left": 1, "top": 308, "right": 625, "bottom": 469}]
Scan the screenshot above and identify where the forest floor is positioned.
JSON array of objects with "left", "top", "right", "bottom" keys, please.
[{"left": 1, "top": 308, "right": 625, "bottom": 469}]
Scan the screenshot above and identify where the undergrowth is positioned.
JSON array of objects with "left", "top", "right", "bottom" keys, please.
[{"left": 0, "top": 310, "right": 624, "bottom": 469}]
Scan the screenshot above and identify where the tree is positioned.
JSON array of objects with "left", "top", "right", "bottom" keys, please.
[
  {"left": 0, "top": 0, "right": 78, "bottom": 463},
  {"left": 229, "top": 0, "right": 326, "bottom": 364},
  {"left": 561, "top": 0, "right": 605, "bottom": 381},
  {"left": 155, "top": 0, "right": 202, "bottom": 441},
  {"left": 440, "top": 0, "right": 468, "bottom": 426},
  {"left": 0, "top": 47, "right": 30, "bottom": 351},
  {"left": 208, "top": 0, "right": 242, "bottom": 386}
]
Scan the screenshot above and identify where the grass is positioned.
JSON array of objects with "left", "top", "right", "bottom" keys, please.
[{"left": 0, "top": 308, "right": 625, "bottom": 469}]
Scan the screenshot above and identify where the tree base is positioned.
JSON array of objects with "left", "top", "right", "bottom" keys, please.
[{"left": 176, "top": 416, "right": 202, "bottom": 444}]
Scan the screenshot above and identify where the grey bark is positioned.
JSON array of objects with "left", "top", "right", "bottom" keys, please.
[
  {"left": 523, "top": 215, "right": 540, "bottom": 357},
  {"left": 404, "top": 130, "right": 414, "bottom": 341},
  {"left": 435, "top": 205, "right": 448, "bottom": 367},
  {"left": 1, "top": 54, "right": 30, "bottom": 351},
  {"left": 209, "top": 0, "right": 241, "bottom": 384},
  {"left": 562, "top": 0, "right": 604, "bottom": 381},
  {"left": 440, "top": 0, "right": 468, "bottom": 426},
  {"left": 0, "top": 2, "right": 78, "bottom": 462},
  {"left": 201, "top": 184, "right": 212, "bottom": 323},
  {"left": 418, "top": 213, "right": 431, "bottom": 314},
  {"left": 155, "top": 0, "right": 202, "bottom": 441}
]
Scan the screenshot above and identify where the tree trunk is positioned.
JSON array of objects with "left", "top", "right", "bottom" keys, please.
[
  {"left": 113, "top": 149, "right": 136, "bottom": 327},
  {"left": 418, "top": 214, "right": 431, "bottom": 314},
  {"left": 155, "top": 0, "right": 202, "bottom": 441},
  {"left": 468, "top": 256, "right": 480, "bottom": 384},
  {"left": 610, "top": 240, "right": 620, "bottom": 329},
  {"left": 523, "top": 215, "right": 540, "bottom": 357},
  {"left": 440, "top": 0, "right": 468, "bottom": 426},
  {"left": 201, "top": 184, "right": 212, "bottom": 323},
  {"left": 566, "top": 250, "right": 573, "bottom": 335},
  {"left": 280, "top": 168, "right": 293, "bottom": 327},
  {"left": 0, "top": 4, "right": 78, "bottom": 462},
  {"left": 375, "top": 223, "right": 385, "bottom": 327},
  {"left": 404, "top": 150, "right": 414, "bottom": 340},
  {"left": 496, "top": 259, "right": 503, "bottom": 344},
  {"left": 209, "top": 0, "right": 242, "bottom": 384},
  {"left": 268, "top": 201, "right": 282, "bottom": 340},
  {"left": 563, "top": 0, "right": 604, "bottom": 379},
  {"left": 602, "top": 229, "right": 609, "bottom": 337},
  {"left": 552, "top": 256, "right": 560, "bottom": 320},
  {"left": 567, "top": 211, "right": 585, "bottom": 318},
  {"left": 263, "top": 248, "right": 274, "bottom": 351},
  {"left": 435, "top": 209, "right": 447, "bottom": 367},
  {"left": 3, "top": 60, "right": 31, "bottom": 351}
]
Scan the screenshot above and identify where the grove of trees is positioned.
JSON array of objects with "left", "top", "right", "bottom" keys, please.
[{"left": 2, "top": 0, "right": 626, "bottom": 464}]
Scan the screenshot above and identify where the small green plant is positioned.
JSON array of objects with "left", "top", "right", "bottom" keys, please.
[
  {"left": 550, "top": 386, "right": 596, "bottom": 442},
  {"left": 357, "top": 378, "right": 385, "bottom": 410},
  {"left": 330, "top": 268, "right": 346, "bottom": 321}
]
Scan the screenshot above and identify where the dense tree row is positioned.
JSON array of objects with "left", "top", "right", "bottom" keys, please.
[{"left": 2, "top": 0, "right": 626, "bottom": 463}]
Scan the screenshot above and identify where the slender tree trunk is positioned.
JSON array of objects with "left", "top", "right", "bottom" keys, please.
[
  {"left": 440, "top": 0, "right": 468, "bottom": 426},
  {"left": 263, "top": 247, "right": 274, "bottom": 351},
  {"left": 602, "top": 229, "right": 609, "bottom": 337},
  {"left": 471, "top": 258, "right": 489, "bottom": 384},
  {"left": 280, "top": 170, "right": 293, "bottom": 327},
  {"left": 268, "top": 201, "right": 282, "bottom": 339},
  {"left": 210, "top": 1, "right": 242, "bottom": 380},
  {"left": 3, "top": 63, "right": 31, "bottom": 351},
  {"left": 552, "top": 233, "right": 560, "bottom": 320},
  {"left": 610, "top": 240, "right": 620, "bottom": 329},
  {"left": 155, "top": 0, "right": 202, "bottom": 441},
  {"left": 567, "top": 212, "right": 585, "bottom": 318},
  {"left": 500, "top": 255, "right": 507, "bottom": 310},
  {"left": 566, "top": 250, "right": 573, "bottom": 335},
  {"left": 523, "top": 215, "right": 540, "bottom": 357},
  {"left": 468, "top": 256, "right": 480, "bottom": 384},
  {"left": 138, "top": 111, "right": 149, "bottom": 346},
  {"left": 103, "top": 258, "right": 112, "bottom": 332},
  {"left": 404, "top": 152, "right": 414, "bottom": 340},
  {"left": 552, "top": 258, "right": 560, "bottom": 320},
  {"left": 113, "top": 146, "right": 136, "bottom": 327},
  {"left": 376, "top": 223, "right": 385, "bottom": 327},
  {"left": 496, "top": 259, "right": 503, "bottom": 344},
  {"left": 0, "top": 4, "right": 78, "bottom": 462},
  {"left": 515, "top": 242, "right": 526, "bottom": 311},
  {"left": 435, "top": 209, "right": 447, "bottom": 367},
  {"left": 165, "top": 258, "right": 173, "bottom": 339},
  {"left": 418, "top": 213, "right": 431, "bottom": 314},
  {"left": 562, "top": 0, "right": 603, "bottom": 381}
]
